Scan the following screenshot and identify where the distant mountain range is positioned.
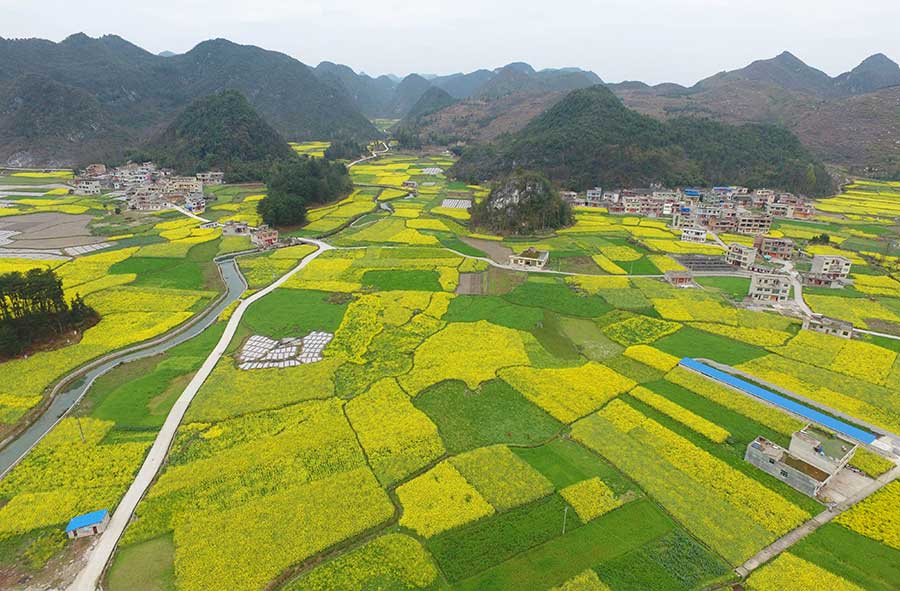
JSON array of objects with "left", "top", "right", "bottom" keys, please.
[
  {"left": 0, "top": 34, "right": 377, "bottom": 166},
  {"left": 0, "top": 33, "right": 898, "bottom": 176}
]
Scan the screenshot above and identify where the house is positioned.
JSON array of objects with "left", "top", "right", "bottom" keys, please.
[
  {"left": 84, "top": 163, "right": 107, "bottom": 177},
  {"left": 184, "top": 194, "right": 206, "bottom": 213},
  {"left": 803, "top": 315, "right": 854, "bottom": 339},
  {"left": 74, "top": 178, "right": 102, "bottom": 196},
  {"left": 664, "top": 270, "right": 694, "bottom": 287},
  {"left": 223, "top": 221, "right": 250, "bottom": 236},
  {"left": 66, "top": 509, "right": 110, "bottom": 539},
  {"left": 736, "top": 212, "right": 772, "bottom": 236},
  {"left": 402, "top": 180, "right": 418, "bottom": 194},
  {"left": 754, "top": 236, "right": 794, "bottom": 260},
  {"left": 748, "top": 273, "right": 791, "bottom": 303},
  {"left": 725, "top": 243, "right": 757, "bottom": 268},
  {"left": 745, "top": 426, "right": 856, "bottom": 497},
  {"left": 811, "top": 255, "right": 852, "bottom": 278},
  {"left": 196, "top": 171, "right": 225, "bottom": 185},
  {"left": 680, "top": 227, "right": 707, "bottom": 243},
  {"left": 586, "top": 187, "right": 603, "bottom": 200},
  {"left": 251, "top": 225, "right": 279, "bottom": 248},
  {"left": 165, "top": 177, "right": 203, "bottom": 194},
  {"left": 560, "top": 191, "right": 578, "bottom": 203},
  {"left": 509, "top": 248, "right": 550, "bottom": 269}
]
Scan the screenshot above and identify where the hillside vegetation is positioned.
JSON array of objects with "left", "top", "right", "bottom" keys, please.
[
  {"left": 453, "top": 86, "right": 834, "bottom": 196},
  {"left": 147, "top": 90, "right": 294, "bottom": 176}
]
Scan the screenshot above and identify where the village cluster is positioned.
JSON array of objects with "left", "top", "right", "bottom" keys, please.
[
  {"left": 71, "top": 162, "right": 223, "bottom": 213},
  {"left": 541, "top": 185, "right": 854, "bottom": 337}
]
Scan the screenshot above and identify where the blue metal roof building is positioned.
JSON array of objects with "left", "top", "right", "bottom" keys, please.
[
  {"left": 679, "top": 358, "right": 877, "bottom": 445},
  {"left": 66, "top": 509, "right": 109, "bottom": 534}
]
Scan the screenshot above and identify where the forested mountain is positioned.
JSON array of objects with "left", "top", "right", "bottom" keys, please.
[
  {"left": 314, "top": 61, "right": 397, "bottom": 117},
  {"left": 452, "top": 86, "right": 834, "bottom": 196},
  {"left": 146, "top": 90, "right": 294, "bottom": 176},
  {"left": 0, "top": 34, "right": 378, "bottom": 166},
  {"left": 470, "top": 170, "right": 572, "bottom": 235},
  {"left": 394, "top": 87, "right": 459, "bottom": 147}
]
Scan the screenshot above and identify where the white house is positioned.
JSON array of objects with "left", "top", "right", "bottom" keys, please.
[{"left": 680, "top": 227, "right": 707, "bottom": 243}]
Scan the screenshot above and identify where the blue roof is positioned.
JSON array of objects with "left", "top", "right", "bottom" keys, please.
[
  {"left": 679, "top": 358, "right": 877, "bottom": 444},
  {"left": 66, "top": 509, "right": 108, "bottom": 532},
  {"left": 684, "top": 189, "right": 701, "bottom": 196}
]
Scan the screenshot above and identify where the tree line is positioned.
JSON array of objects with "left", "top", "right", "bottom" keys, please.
[{"left": 0, "top": 268, "right": 97, "bottom": 357}]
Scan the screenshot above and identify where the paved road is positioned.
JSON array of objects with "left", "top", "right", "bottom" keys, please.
[{"left": 68, "top": 239, "right": 332, "bottom": 591}]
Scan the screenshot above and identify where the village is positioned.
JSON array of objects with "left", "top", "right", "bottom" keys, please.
[
  {"left": 70, "top": 162, "right": 281, "bottom": 249},
  {"left": 504, "top": 185, "right": 859, "bottom": 338}
]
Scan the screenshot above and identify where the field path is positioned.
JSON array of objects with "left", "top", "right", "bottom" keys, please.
[
  {"left": 68, "top": 239, "right": 332, "bottom": 591},
  {"left": 736, "top": 464, "right": 900, "bottom": 578}
]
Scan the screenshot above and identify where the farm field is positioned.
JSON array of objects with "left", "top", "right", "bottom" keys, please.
[{"left": 1, "top": 156, "right": 899, "bottom": 591}]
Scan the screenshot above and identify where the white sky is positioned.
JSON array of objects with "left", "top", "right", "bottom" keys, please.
[{"left": 1, "top": 0, "right": 897, "bottom": 85}]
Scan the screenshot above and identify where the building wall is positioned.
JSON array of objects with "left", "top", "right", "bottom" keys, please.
[{"left": 745, "top": 445, "right": 820, "bottom": 497}]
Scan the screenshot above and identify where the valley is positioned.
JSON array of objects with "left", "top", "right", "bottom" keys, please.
[{"left": 0, "top": 145, "right": 898, "bottom": 591}]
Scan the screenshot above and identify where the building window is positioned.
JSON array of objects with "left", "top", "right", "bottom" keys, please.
[
  {"left": 780, "top": 470, "right": 789, "bottom": 478},
  {"left": 768, "top": 458, "right": 775, "bottom": 464}
]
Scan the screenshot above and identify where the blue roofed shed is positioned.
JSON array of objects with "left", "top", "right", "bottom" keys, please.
[{"left": 66, "top": 509, "right": 110, "bottom": 539}]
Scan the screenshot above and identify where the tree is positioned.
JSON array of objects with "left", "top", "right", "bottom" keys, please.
[{"left": 257, "top": 157, "right": 352, "bottom": 228}]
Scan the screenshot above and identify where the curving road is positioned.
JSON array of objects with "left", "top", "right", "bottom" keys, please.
[{"left": 69, "top": 239, "right": 332, "bottom": 591}]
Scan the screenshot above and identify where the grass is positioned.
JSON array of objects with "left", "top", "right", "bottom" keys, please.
[
  {"left": 451, "top": 500, "right": 672, "bottom": 591},
  {"left": 512, "top": 439, "right": 634, "bottom": 494},
  {"left": 414, "top": 379, "right": 561, "bottom": 453},
  {"left": 557, "top": 316, "right": 624, "bottom": 361},
  {"left": 653, "top": 326, "right": 768, "bottom": 365},
  {"left": 529, "top": 311, "right": 582, "bottom": 361},
  {"left": 427, "top": 495, "right": 581, "bottom": 583},
  {"left": 106, "top": 534, "right": 176, "bottom": 591},
  {"left": 361, "top": 269, "right": 443, "bottom": 291},
  {"left": 109, "top": 256, "right": 206, "bottom": 291},
  {"left": 596, "top": 529, "right": 730, "bottom": 591},
  {"left": 444, "top": 296, "right": 542, "bottom": 330},
  {"left": 439, "top": 236, "right": 487, "bottom": 257},
  {"left": 83, "top": 324, "right": 225, "bottom": 428},
  {"left": 696, "top": 276, "right": 752, "bottom": 301},
  {"left": 791, "top": 524, "right": 900, "bottom": 591},
  {"left": 504, "top": 280, "right": 611, "bottom": 318},
  {"left": 242, "top": 289, "right": 348, "bottom": 338}
]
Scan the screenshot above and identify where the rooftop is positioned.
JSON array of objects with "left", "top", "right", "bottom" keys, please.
[{"left": 66, "top": 509, "right": 108, "bottom": 532}]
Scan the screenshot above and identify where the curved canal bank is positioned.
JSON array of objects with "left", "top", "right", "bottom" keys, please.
[{"left": 0, "top": 253, "right": 249, "bottom": 477}]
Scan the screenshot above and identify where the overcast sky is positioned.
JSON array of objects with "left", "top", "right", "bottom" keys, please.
[{"left": 2, "top": 0, "right": 898, "bottom": 85}]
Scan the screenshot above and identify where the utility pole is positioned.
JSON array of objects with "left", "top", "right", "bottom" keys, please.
[
  {"left": 76, "top": 416, "right": 86, "bottom": 444},
  {"left": 562, "top": 505, "right": 569, "bottom": 535}
]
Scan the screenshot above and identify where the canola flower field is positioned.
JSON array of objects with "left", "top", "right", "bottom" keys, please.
[{"left": 0, "top": 157, "right": 899, "bottom": 591}]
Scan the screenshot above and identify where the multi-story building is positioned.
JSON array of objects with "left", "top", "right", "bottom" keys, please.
[
  {"left": 680, "top": 227, "right": 707, "bottom": 243},
  {"left": 196, "top": 171, "right": 225, "bottom": 185},
  {"left": 754, "top": 236, "right": 794, "bottom": 260},
  {"left": 725, "top": 243, "right": 757, "bottom": 268},
  {"left": 74, "top": 179, "right": 101, "bottom": 195},
  {"left": 736, "top": 212, "right": 773, "bottom": 236},
  {"left": 748, "top": 273, "right": 791, "bottom": 303},
  {"left": 251, "top": 225, "right": 279, "bottom": 248},
  {"left": 84, "top": 164, "right": 107, "bottom": 177},
  {"left": 811, "top": 255, "right": 852, "bottom": 278},
  {"left": 165, "top": 177, "right": 204, "bottom": 194}
]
